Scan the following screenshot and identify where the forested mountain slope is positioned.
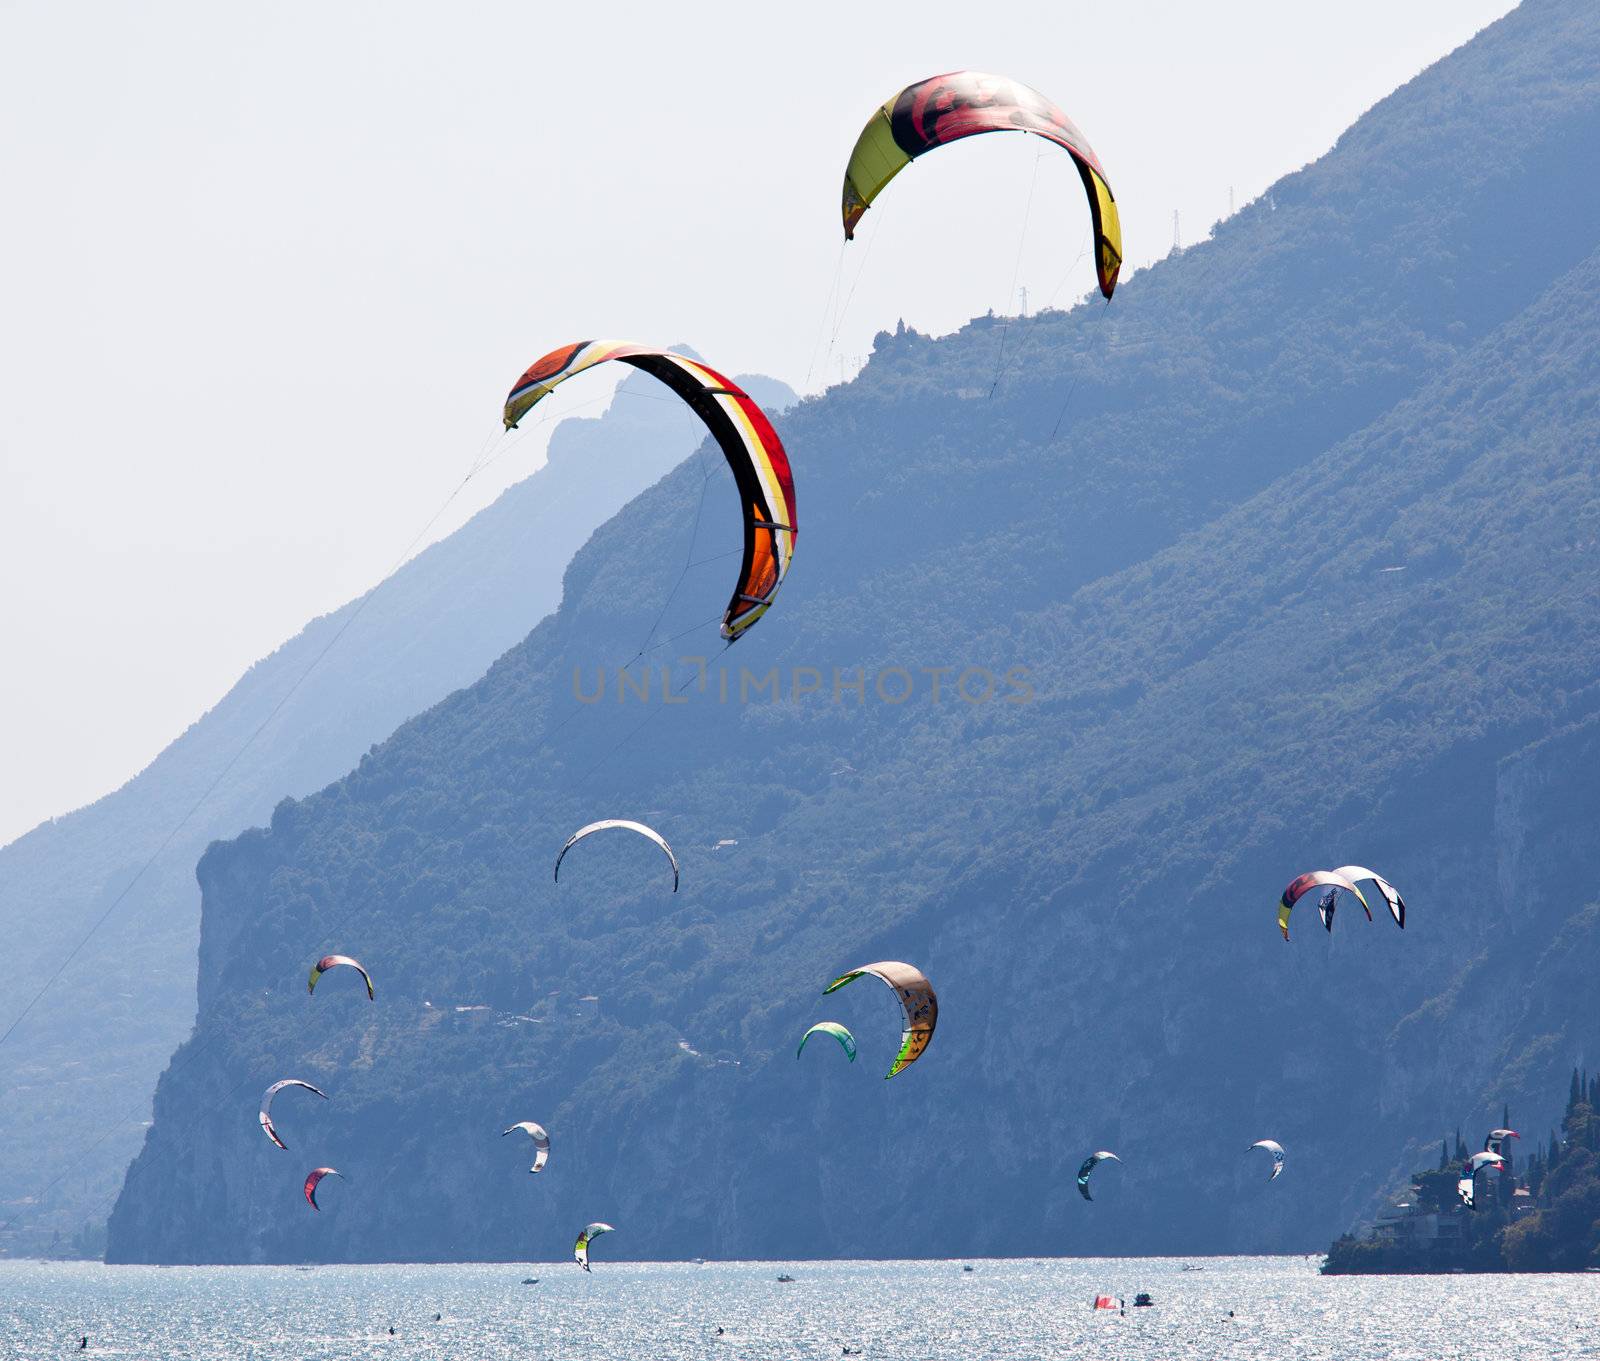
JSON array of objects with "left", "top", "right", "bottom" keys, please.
[
  {"left": 108, "top": 0, "right": 1600, "bottom": 1262},
  {"left": 0, "top": 366, "right": 792, "bottom": 1254}
]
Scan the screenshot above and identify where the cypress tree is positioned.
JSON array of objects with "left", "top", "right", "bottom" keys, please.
[{"left": 1527, "top": 1146, "right": 1545, "bottom": 1199}]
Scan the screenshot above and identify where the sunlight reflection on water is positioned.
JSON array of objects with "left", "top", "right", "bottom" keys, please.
[{"left": 4, "top": 1256, "right": 1599, "bottom": 1361}]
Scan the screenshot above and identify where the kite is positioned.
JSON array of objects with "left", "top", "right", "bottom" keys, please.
[
  {"left": 1332, "top": 865, "right": 1407, "bottom": 929},
  {"left": 257, "top": 1079, "right": 328, "bottom": 1151},
  {"left": 822, "top": 961, "right": 937, "bottom": 1079},
  {"left": 1458, "top": 1151, "right": 1506, "bottom": 1209},
  {"left": 841, "top": 71, "right": 1122, "bottom": 298},
  {"left": 796, "top": 1022, "right": 858, "bottom": 1064},
  {"left": 307, "top": 955, "right": 374, "bottom": 1000},
  {"left": 554, "top": 820, "right": 680, "bottom": 892},
  {"left": 303, "top": 1167, "right": 343, "bottom": 1211},
  {"left": 1077, "top": 1151, "right": 1121, "bottom": 1202},
  {"left": 1277, "top": 872, "right": 1369, "bottom": 940},
  {"left": 504, "top": 343, "right": 796, "bottom": 641},
  {"left": 503, "top": 1121, "right": 551, "bottom": 1173},
  {"left": 1247, "top": 1139, "right": 1285, "bottom": 1181},
  {"left": 575, "top": 1221, "right": 615, "bottom": 1271},
  {"left": 1484, "top": 1128, "right": 1520, "bottom": 1157}
]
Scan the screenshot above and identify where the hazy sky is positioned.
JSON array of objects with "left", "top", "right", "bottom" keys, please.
[{"left": 0, "top": 0, "right": 1515, "bottom": 846}]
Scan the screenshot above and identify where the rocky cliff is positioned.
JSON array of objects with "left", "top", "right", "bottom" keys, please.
[
  {"left": 106, "top": 0, "right": 1600, "bottom": 1262},
  {"left": 0, "top": 364, "right": 791, "bottom": 1253}
]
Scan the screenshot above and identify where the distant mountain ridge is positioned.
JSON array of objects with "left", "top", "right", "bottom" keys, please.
[
  {"left": 110, "top": 0, "right": 1600, "bottom": 1263},
  {"left": 0, "top": 361, "right": 793, "bottom": 1253}
]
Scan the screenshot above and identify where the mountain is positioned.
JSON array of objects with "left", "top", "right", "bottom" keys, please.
[
  {"left": 107, "top": 0, "right": 1600, "bottom": 1263},
  {"left": 0, "top": 363, "right": 794, "bottom": 1255}
]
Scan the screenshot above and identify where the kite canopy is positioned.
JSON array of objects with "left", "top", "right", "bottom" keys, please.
[
  {"left": 1458, "top": 1151, "right": 1506, "bottom": 1209},
  {"left": 1276, "top": 871, "right": 1369, "bottom": 940},
  {"left": 257, "top": 1079, "right": 328, "bottom": 1151},
  {"left": 1077, "top": 1150, "right": 1121, "bottom": 1201},
  {"left": 554, "top": 820, "right": 680, "bottom": 892},
  {"left": 1484, "top": 1128, "right": 1520, "bottom": 1157},
  {"left": 303, "top": 1166, "right": 343, "bottom": 1211},
  {"left": 1248, "top": 1139, "right": 1286, "bottom": 1181},
  {"left": 796, "top": 1021, "right": 858, "bottom": 1064},
  {"left": 1333, "top": 865, "right": 1407, "bottom": 929},
  {"left": 503, "top": 1121, "right": 551, "bottom": 1173},
  {"left": 307, "top": 954, "right": 374, "bottom": 1000},
  {"left": 841, "top": 70, "right": 1122, "bottom": 298},
  {"left": 822, "top": 961, "right": 937, "bottom": 1079},
  {"left": 503, "top": 342, "right": 796, "bottom": 641},
  {"left": 574, "top": 1221, "right": 614, "bottom": 1271}
]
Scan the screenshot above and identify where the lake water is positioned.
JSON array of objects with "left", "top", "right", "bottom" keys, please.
[{"left": 3, "top": 1256, "right": 1597, "bottom": 1360}]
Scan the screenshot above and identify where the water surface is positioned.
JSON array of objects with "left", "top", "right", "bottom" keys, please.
[{"left": 4, "top": 1256, "right": 1598, "bottom": 1360}]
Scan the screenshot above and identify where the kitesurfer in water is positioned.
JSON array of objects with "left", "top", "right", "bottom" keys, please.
[{"left": 79, "top": 1339, "right": 87, "bottom": 1351}]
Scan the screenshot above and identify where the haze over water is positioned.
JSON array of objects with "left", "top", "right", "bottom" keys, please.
[{"left": 4, "top": 1257, "right": 1596, "bottom": 1360}]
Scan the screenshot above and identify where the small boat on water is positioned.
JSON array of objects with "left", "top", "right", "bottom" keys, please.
[
  {"left": 776, "top": 1274, "right": 796, "bottom": 1283},
  {"left": 1132, "top": 1292, "right": 1155, "bottom": 1308},
  {"left": 521, "top": 1277, "right": 539, "bottom": 1285},
  {"left": 962, "top": 1264, "right": 974, "bottom": 1272}
]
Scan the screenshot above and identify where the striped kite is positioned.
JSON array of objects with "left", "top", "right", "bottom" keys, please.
[{"left": 503, "top": 343, "right": 796, "bottom": 641}]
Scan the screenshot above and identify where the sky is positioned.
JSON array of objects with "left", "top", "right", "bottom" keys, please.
[{"left": 0, "top": 0, "right": 1517, "bottom": 847}]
